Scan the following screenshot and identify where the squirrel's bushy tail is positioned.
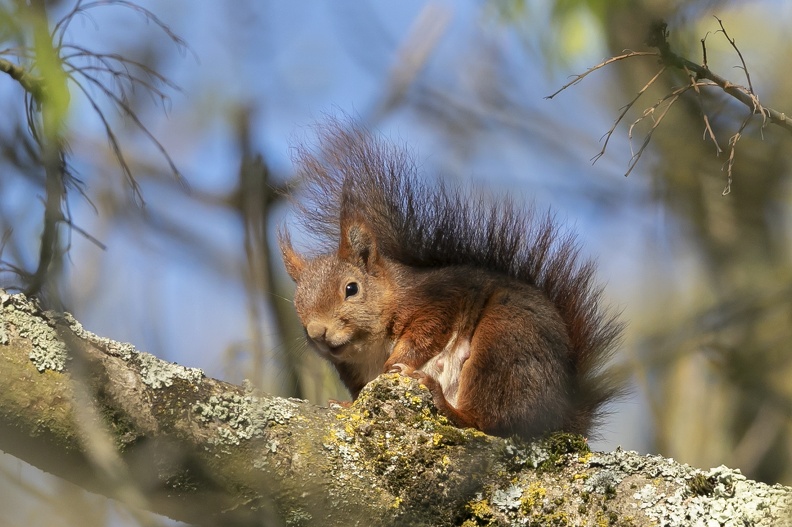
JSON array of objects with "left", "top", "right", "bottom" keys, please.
[{"left": 289, "top": 118, "right": 624, "bottom": 436}]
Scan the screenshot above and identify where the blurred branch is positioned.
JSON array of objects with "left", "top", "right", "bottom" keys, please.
[
  {"left": 230, "top": 107, "right": 303, "bottom": 396},
  {"left": 23, "top": 0, "right": 71, "bottom": 298},
  {"left": 369, "top": 2, "right": 451, "bottom": 120},
  {"left": 0, "top": 56, "right": 44, "bottom": 100},
  {"left": 639, "top": 281, "right": 792, "bottom": 418},
  {"left": 1, "top": 289, "right": 790, "bottom": 526},
  {"left": 0, "top": 0, "right": 188, "bottom": 294},
  {"left": 52, "top": 1, "right": 189, "bottom": 198}
]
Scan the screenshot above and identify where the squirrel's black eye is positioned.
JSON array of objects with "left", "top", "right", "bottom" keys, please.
[{"left": 345, "top": 282, "right": 359, "bottom": 298}]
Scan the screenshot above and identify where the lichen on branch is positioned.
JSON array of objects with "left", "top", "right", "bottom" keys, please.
[{"left": 0, "top": 288, "right": 790, "bottom": 526}]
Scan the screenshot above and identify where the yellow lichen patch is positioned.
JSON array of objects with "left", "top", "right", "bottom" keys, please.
[
  {"left": 332, "top": 404, "right": 375, "bottom": 439},
  {"left": 542, "top": 510, "right": 570, "bottom": 526},
  {"left": 397, "top": 375, "right": 415, "bottom": 387},
  {"left": 322, "top": 427, "right": 343, "bottom": 447},
  {"left": 595, "top": 509, "right": 622, "bottom": 527},
  {"left": 518, "top": 482, "right": 573, "bottom": 526},
  {"left": 461, "top": 498, "right": 495, "bottom": 527},
  {"left": 403, "top": 390, "right": 425, "bottom": 407},
  {"left": 520, "top": 482, "right": 547, "bottom": 513}
]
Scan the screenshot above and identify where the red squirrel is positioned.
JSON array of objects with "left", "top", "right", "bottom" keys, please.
[{"left": 280, "top": 121, "right": 623, "bottom": 440}]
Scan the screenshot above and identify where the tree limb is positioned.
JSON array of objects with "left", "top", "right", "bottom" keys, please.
[
  {"left": 0, "top": 289, "right": 790, "bottom": 526},
  {"left": 645, "top": 19, "right": 792, "bottom": 135},
  {"left": 0, "top": 58, "right": 45, "bottom": 102}
]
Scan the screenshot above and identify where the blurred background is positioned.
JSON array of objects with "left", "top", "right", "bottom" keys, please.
[{"left": 1, "top": 0, "right": 791, "bottom": 524}]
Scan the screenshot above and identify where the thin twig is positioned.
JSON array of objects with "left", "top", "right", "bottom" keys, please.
[
  {"left": 701, "top": 33, "right": 709, "bottom": 67},
  {"left": 545, "top": 51, "right": 660, "bottom": 100},
  {"left": 548, "top": 19, "right": 792, "bottom": 190},
  {"left": 63, "top": 216, "right": 107, "bottom": 250},
  {"left": 683, "top": 65, "right": 722, "bottom": 154},
  {"left": 715, "top": 16, "right": 753, "bottom": 95},
  {"left": 68, "top": 74, "right": 143, "bottom": 202},
  {"left": 53, "top": 0, "right": 195, "bottom": 60},
  {"left": 62, "top": 46, "right": 181, "bottom": 90},
  {"left": 626, "top": 83, "right": 701, "bottom": 177},
  {"left": 72, "top": 69, "right": 185, "bottom": 189},
  {"left": 722, "top": 112, "right": 753, "bottom": 195},
  {"left": 651, "top": 23, "right": 789, "bottom": 134},
  {"left": 592, "top": 66, "right": 666, "bottom": 164}
]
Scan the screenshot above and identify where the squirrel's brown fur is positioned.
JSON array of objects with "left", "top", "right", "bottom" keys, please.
[{"left": 280, "top": 119, "right": 623, "bottom": 439}]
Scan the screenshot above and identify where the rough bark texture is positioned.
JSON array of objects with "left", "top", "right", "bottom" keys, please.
[{"left": 0, "top": 289, "right": 790, "bottom": 526}]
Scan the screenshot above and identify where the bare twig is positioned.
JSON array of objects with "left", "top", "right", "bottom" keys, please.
[
  {"left": 647, "top": 20, "right": 789, "bottom": 134},
  {"left": 545, "top": 51, "right": 659, "bottom": 100},
  {"left": 592, "top": 66, "right": 666, "bottom": 164},
  {"left": 71, "top": 69, "right": 185, "bottom": 190},
  {"left": 715, "top": 16, "right": 753, "bottom": 95},
  {"left": 710, "top": 17, "right": 765, "bottom": 194},
  {"left": 723, "top": 112, "right": 753, "bottom": 195},
  {"left": 683, "top": 64, "right": 722, "bottom": 154},
  {"left": 68, "top": 75, "right": 142, "bottom": 201},
  {"left": 53, "top": 0, "right": 195, "bottom": 60},
  {"left": 61, "top": 46, "right": 181, "bottom": 92},
  {"left": 548, "top": 18, "right": 790, "bottom": 192},
  {"left": 625, "top": 83, "right": 702, "bottom": 177},
  {"left": 1, "top": 0, "right": 191, "bottom": 292}
]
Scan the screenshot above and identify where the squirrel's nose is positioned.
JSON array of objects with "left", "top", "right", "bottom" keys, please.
[{"left": 306, "top": 322, "right": 327, "bottom": 342}]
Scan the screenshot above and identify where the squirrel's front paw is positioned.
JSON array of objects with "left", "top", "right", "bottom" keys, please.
[
  {"left": 388, "top": 363, "right": 416, "bottom": 375},
  {"left": 389, "top": 363, "right": 437, "bottom": 389}
]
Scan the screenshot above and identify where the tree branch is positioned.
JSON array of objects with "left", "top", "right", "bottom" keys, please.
[
  {"left": 0, "top": 289, "right": 790, "bottom": 526},
  {"left": 0, "top": 58, "right": 45, "bottom": 102},
  {"left": 646, "top": 19, "right": 792, "bottom": 135}
]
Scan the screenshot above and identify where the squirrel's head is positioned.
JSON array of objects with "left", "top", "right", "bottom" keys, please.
[{"left": 279, "top": 222, "right": 393, "bottom": 364}]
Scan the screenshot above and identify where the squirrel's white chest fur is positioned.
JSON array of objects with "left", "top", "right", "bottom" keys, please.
[{"left": 418, "top": 332, "right": 471, "bottom": 408}]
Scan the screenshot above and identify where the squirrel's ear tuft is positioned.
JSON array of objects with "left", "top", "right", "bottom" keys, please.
[
  {"left": 340, "top": 221, "right": 379, "bottom": 270},
  {"left": 278, "top": 229, "right": 305, "bottom": 281}
]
